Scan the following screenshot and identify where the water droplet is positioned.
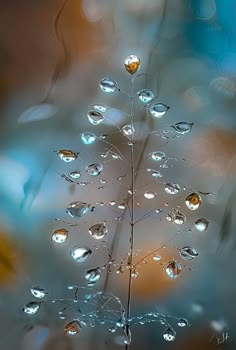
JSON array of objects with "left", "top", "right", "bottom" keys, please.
[
  {"left": 64, "top": 320, "right": 81, "bottom": 335},
  {"left": 116, "top": 266, "right": 125, "bottom": 274},
  {"left": 179, "top": 246, "right": 199, "bottom": 260},
  {"left": 71, "top": 246, "right": 92, "bottom": 262},
  {"left": 30, "top": 286, "right": 48, "bottom": 298},
  {"left": 144, "top": 191, "right": 156, "bottom": 200},
  {"left": 99, "top": 179, "right": 107, "bottom": 184},
  {"left": 79, "top": 182, "right": 90, "bottom": 186},
  {"left": 131, "top": 269, "right": 139, "bottom": 278},
  {"left": 81, "top": 132, "right": 96, "bottom": 145},
  {"left": 122, "top": 124, "right": 135, "bottom": 137},
  {"left": 137, "top": 89, "right": 154, "bottom": 103},
  {"left": 165, "top": 260, "right": 182, "bottom": 279},
  {"left": 116, "top": 319, "right": 125, "bottom": 328},
  {"left": 67, "top": 201, "right": 90, "bottom": 218},
  {"left": 185, "top": 193, "right": 202, "bottom": 210},
  {"left": 166, "top": 211, "right": 186, "bottom": 225},
  {"left": 23, "top": 302, "right": 40, "bottom": 315},
  {"left": 195, "top": 218, "right": 209, "bottom": 232},
  {"left": 57, "top": 150, "right": 78, "bottom": 162},
  {"left": 100, "top": 78, "right": 118, "bottom": 93},
  {"left": 163, "top": 328, "right": 176, "bottom": 342},
  {"left": 149, "top": 103, "right": 169, "bottom": 118},
  {"left": 147, "top": 168, "right": 162, "bottom": 178},
  {"left": 111, "top": 153, "right": 120, "bottom": 159},
  {"left": 171, "top": 122, "right": 194, "bottom": 134},
  {"left": 89, "top": 223, "right": 107, "bottom": 239},
  {"left": 174, "top": 212, "right": 186, "bottom": 225},
  {"left": 87, "top": 110, "right": 104, "bottom": 125},
  {"left": 109, "top": 327, "right": 117, "bottom": 333},
  {"left": 86, "top": 163, "right": 103, "bottom": 176},
  {"left": 68, "top": 170, "right": 81, "bottom": 180},
  {"left": 177, "top": 318, "right": 189, "bottom": 327},
  {"left": 150, "top": 151, "right": 166, "bottom": 161},
  {"left": 100, "top": 134, "right": 108, "bottom": 139},
  {"left": 85, "top": 267, "right": 101, "bottom": 283},
  {"left": 165, "top": 183, "right": 181, "bottom": 195},
  {"left": 153, "top": 255, "right": 161, "bottom": 261},
  {"left": 166, "top": 212, "right": 175, "bottom": 222},
  {"left": 51, "top": 228, "right": 68, "bottom": 243},
  {"left": 152, "top": 170, "right": 162, "bottom": 178},
  {"left": 124, "top": 55, "right": 141, "bottom": 74},
  {"left": 92, "top": 104, "right": 107, "bottom": 113}
]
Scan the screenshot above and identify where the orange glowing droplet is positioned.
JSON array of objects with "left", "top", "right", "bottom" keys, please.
[
  {"left": 185, "top": 192, "right": 202, "bottom": 210},
  {"left": 64, "top": 320, "right": 81, "bottom": 335},
  {"left": 124, "top": 55, "right": 141, "bottom": 75}
]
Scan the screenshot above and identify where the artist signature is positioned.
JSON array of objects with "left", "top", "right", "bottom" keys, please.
[{"left": 210, "top": 332, "right": 232, "bottom": 346}]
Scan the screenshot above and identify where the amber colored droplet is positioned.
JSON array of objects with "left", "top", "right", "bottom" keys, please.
[
  {"left": 124, "top": 55, "right": 141, "bottom": 75},
  {"left": 185, "top": 192, "right": 202, "bottom": 210},
  {"left": 64, "top": 320, "right": 81, "bottom": 335}
]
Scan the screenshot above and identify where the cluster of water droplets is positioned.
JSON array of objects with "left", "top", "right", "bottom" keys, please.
[{"left": 21, "top": 54, "right": 213, "bottom": 346}]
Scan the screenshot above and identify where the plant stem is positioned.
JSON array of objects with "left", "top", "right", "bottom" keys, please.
[{"left": 125, "top": 75, "right": 135, "bottom": 349}]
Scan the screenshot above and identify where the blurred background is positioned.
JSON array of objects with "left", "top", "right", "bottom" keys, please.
[{"left": 1, "top": 0, "right": 236, "bottom": 349}]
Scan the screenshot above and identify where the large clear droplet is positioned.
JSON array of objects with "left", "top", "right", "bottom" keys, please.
[
  {"left": 177, "top": 318, "right": 189, "bottom": 327},
  {"left": 71, "top": 246, "right": 92, "bottom": 262},
  {"left": 51, "top": 228, "right": 68, "bottom": 243},
  {"left": 195, "top": 218, "right": 209, "bottom": 232},
  {"left": 185, "top": 193, "right": 202, "bottom": 210},
  {"left": 171, "top": 122, "right": 194, "bottom": 134},
  {"left": 81, "top": 132, "right": 96, "bottom": 145},
  {"left": 150, "top": 151, "right": 166, "bottom": 161},
  {"left": 85, "top": 267, "right": 101, "bottom": 283},
  {"left": 92, "top": 104, "right": 107, "bottom": 113},
  {"left": 122, "top": 124, "right": 135, "bottom": 137},
  {"left": 179, "top": 246, "right": 199, "bottom": 260},
  {"left": 64, "top": 320, "right": 81, "bottom": 335},
  {"left": 87, "top": 110, "right": 104, "bottom": 125},
  {"left": 149, "top": 103, "right": 169, "bottom": 118},
  {"left": 144, "top": 191, "right": 156, "bottom": 200},
  {"left": 67, "top": 201, "right": 90, "bottom": 218},
  {"left": 68, "top": 170, "right": 81, "bottom": 180},
  {"left": 163, "top": 328, "right": 176, "bottom": 341},
  {"left": 165, "top": 260, "right": 182, "bottom": 279},
  {"left": 100, "top": 78, "right": 118, "bottom": 93},
  {"left": 23, "top": 302, "right": 40, "bottom": 315},
  {"left": 124, "top": 55, "right": 141, "bottom": 74},
  {"left": 30, "top": 286, "right": 48, "bottom": 298},
  {"left": 165, "top": 183, "right": 181, "bottom": 195},
  {"left": 89, "top": 222, "right": 107, "bottom": 239},
  {"left": 57, "top": 150, "right": 78, "bottom": 162},
  {"left": 86, "top": 163, "right": 103, "bottom": 176},
  {"left": 137, "top": 89, "right": 154, "bottom": 103}
]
